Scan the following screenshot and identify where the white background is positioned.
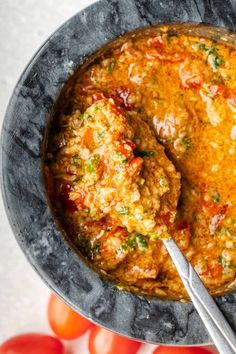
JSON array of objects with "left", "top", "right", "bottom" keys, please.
[{"left": 0, "top": 1, "right": 217, "bottom": 353}]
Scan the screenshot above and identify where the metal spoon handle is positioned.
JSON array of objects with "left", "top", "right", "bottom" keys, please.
[{"left": 163, "top": 237, "right": 236, "bottom": 354}]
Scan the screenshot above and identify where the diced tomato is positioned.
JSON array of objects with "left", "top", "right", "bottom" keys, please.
[
  {"left": 184, "top": 76, "right": 203, "bottom": 89},
  {"left": 172, "top": 220, "right": 191, "bottom": 250},
  {"left": 226, "top": 91, "right": 236, "bottom": 112},
  {"left": 202, "top": 200, "right": 219, "bottom": 215},
  {"left": 117, "top": 140, "right": 136, "bottom": 158},
  {"left": 147, "top": 36, "right": 164, "bottom": 48},
  {"left": 87, "top": 218, "right": 107, "bottom": 228},
  {"left": 160, "top": 212, "right": 173, "bottom": 227},
  {"left": 209, "top": 204, "right": 228, "bottom": 234},
  {"left": 60, "top": 184, "right": 77, "bottom": 212},
  {"left": 109, "top": 226, "right": 128, "bottom": 238},
  {"left": 209, "top": 263, "right": 223, "bottom": 278},
  {"left": 209, "top": 83, "right": 225, "bottom": 96},
  {"left": 126, "top": 157, "right": 143, "bottom": 175},
  {"left": 92, "top": 92, "right": 106, "bottom": 102}
]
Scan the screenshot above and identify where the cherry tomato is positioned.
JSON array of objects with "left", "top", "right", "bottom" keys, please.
[
  {"left": 0, "top": 333, "right": 64, "bottom": 354},
  {"left": 88, "top": 326, "right": 141, "bottom": 354},
  {"left": 47, "top": 293, "right": 92, "bottom": 340},
  {"left": 153, "top": 346, "right": 213, "bottom": 354}
]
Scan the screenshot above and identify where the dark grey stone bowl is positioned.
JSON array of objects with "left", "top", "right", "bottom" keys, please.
[{"left": 1, "top": 0, "right": 236, "bottom": 345}]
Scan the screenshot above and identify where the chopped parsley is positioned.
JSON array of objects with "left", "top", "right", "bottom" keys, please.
[
  {"left": 80, "top": 113, "right": 93, "bottom": 120},
  {"left": 94, "top": 104, "right": 100, "bottom": 111},
  {"left": 73, "top": 176, "right": 83, "bottom": 184},
  {"left": 182, "top": 137, "right": 192, "bottom": 150},
  {"left": 218, "top": 256, "right": 236, "bottom": 271},
  {"left": 166, "top": 29, "right": 178, "bottom": 43},
  {"left": 86, "top": 154, "right": 100, "bottom": 173},
  {"left": 212, "top": 192, "right": 221, "bottom": 203},
  {"left": 72, "top": 154, "right": 81, "bottom": 165},
  {"left": 107, "top": 60, "right": 116, "bottom": 72},
  {"left": 198, "top": 43, "right": 225, "bottom": 70},
  {"left": 97, "top": 130, "right": 106, "bottom": 140},
  {"left": 116, "top": 205, "right": 129, "bottom": 215},
  {"left": 139, "top": 150, "right": 156, "bottom": 157},
  {"left": 120, "top": 232, "right": 148, "bottom": 252},
  {"left": 216, "top": 227, "right": 233, "bottom": 237},
  {"left": 93, "top": 241, "right": 101, "bottom": 254},
  {"left": 111, "top": 151, "right": 127, "bottom": 162},
  {"left": 136, "top": 234, "right": 148, "bottom": 251}
]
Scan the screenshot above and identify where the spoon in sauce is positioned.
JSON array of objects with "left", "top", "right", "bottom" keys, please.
[{"left": 163, "top": 237, "right": 236, "bottom": 354}]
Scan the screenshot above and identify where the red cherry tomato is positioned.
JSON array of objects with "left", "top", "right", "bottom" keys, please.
[
  {"left": 0, "top": 333, "right": 64, "bottom": 354},
  {"left": 88, "top": 326, "right": 141, "bottom": 354},
  {"left": 153, "top": 346, "right": 213, "bottom": 354},
  {"left": 153, "top": 346, "right": 214, "bottom": 354},
  {"left": 47, "top": 293, "right": 92, "bottom": 340}
]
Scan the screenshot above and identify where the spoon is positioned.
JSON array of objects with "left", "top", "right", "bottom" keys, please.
[{"left": 163, "top": 236, "right": 236, "bottom": 354}]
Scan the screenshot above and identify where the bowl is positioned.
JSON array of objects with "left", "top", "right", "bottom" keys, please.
[{"left": 1, "top": 0, "right": 236, "bottom": 345}]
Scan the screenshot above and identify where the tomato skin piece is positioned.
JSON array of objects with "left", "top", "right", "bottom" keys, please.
[
  {"left": 0, "top": 333, "right": 64, "bottom": 354},
  {"left": 184, "top": 76, "right": 203, "bottom": 89},
  {"left": 126, "top": 157, "right": 143, "bottom": 175},
  {"left": 88, "top": 326, "right": 141, "bottom": 354},
  {"left": 47, "top": 293, "right": 92, "bottom": 340},
  {"left": 209, "top": 84, "right": 225, "bottom": 96},
  {"left": 153, "top": 346, "right": 213, "bottom": 354}
]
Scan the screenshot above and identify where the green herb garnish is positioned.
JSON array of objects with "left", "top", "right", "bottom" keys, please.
[
  {"left": 72, "top": 154, "right": 81, "bottom": 165},
  {"left": 93, "top": 241, "right": 101, "bottom": 254},
  {"left": 216, "top": 227, "right": 233, "bottom": 237},
  {"left": 97, "top": 130, "right": 106, "bottom": 140},
  {"left": 73, "top": 176, "right": 83, "bottom": 184},
  {"left": 139, "top": 150, "right": 156, "bottom": 157},
  {"left": 198, "top": 43, "right": 225, "bottom": 70},
  {"left": 218, "top": 256, "right": 236, "bottom": 271},
  {"left": 136, "top": 234, "right": 148, "bottom": 251},
  {"left": 212, "top": 192, "right": 221, "bottom": 203},
  {"left": 111, "top": 151, "right": 127, "bottom": 162},
  {"left": 166, "top": 29, "right": 178, "bottom": 43},
  {"left": 120, "top": 232, "right": 149, "bottom": 252},
  {"left": 107, "top": 60, "right": 116, "bottom": 72},
  {"left": 116, "top": 205, "right": 129, "bottom": 215},
  {"left": 86, "top": 154, "right": 100, "bottom": 173},
  {"left": 182, "top": 137, "right": 192, "bottom": 150}
]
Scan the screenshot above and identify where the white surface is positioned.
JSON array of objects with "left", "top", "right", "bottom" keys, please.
[
  {"left": 0, "top": 1, "right": 217, "bottom": 353},
  {"left": 0, "top": 0, "right": 96, "bottom": 344}
]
